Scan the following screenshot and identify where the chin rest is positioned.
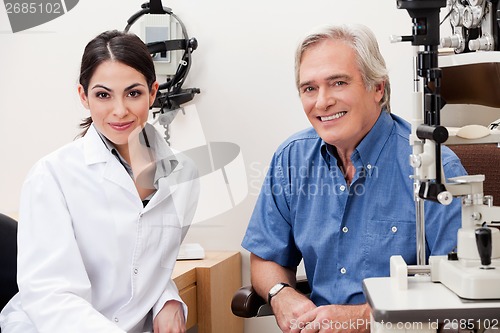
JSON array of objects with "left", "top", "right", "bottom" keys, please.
[{"left": 231, "top": 278, "right": 311, "bottom": 318}]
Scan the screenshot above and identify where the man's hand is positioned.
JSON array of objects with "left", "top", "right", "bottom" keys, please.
[
  {"left": 153, "top": 300, "right": 186, "bottom": 333},
  {"left": 271, "top": 287, "right": 317, "bottom": 333},
  {"left": 289, "top": 303, "right": 371, "bottom": 333}
]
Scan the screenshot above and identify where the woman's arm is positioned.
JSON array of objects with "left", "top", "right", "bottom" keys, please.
[{"left": 17, "top": 163, "right": 125, "bottom": 333}]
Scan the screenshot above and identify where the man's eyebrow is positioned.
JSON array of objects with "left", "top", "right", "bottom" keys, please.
[
  {"left": 326, "top": 74, "right": 351, "bottom": 82},
  {"left": 299, "top": 74, "right": 352, "bottom": 89},
  {"left": 298, "top": 80, "right": 313, "bottom": 90}
]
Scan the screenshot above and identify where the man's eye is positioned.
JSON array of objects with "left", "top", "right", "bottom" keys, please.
[
  {"left": 334, "top": 81, "right": 347, "bottom": 86},
  {"left": 302, "top": 86, "right": 315, "bottom": 93}
]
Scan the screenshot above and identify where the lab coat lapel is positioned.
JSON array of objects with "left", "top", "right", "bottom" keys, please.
[
  {"left": 102, "top": 159, "right": 138, "bottom": 197},
  {"left": 143, "top": 159, "right": 189, "bottom": 213},
  {"left": 83, "top": 124, "right": 138, "bottom": 198},
  {"left": 144, "top": 170, "right": 179, "bottom": 212}
]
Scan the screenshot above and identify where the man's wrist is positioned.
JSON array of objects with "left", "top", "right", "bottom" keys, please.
[{"left": 268, "top": 282, "right": 291, "bottom": 304}]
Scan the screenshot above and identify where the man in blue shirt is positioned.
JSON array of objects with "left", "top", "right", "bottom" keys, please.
[{"left": 241, "top": 24, "right": 466, "bottom": 332}]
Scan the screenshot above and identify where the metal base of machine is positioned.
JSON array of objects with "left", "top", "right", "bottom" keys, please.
[{"left": 430, "top": 256, "right": 500, "bottom": 299}]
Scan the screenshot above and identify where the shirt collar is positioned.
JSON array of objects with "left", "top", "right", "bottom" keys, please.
[
  {"left": 95, "top": 123, "right": 179, "bottom": 188},
  {"left": 97, "top": 129, "right": 134, "bottom": 177},
  {"left": 320, "top": 109, "right": 394, "bottom": 174}
]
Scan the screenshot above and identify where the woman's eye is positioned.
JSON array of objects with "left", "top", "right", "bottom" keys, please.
[
  {"left": 95, "top": 92, "right": 109, "bottom": 99},
  {"left": 128, "top": 90, "right": 142, "bottom": 98}
]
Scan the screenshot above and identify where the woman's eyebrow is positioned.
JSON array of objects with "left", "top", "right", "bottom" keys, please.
[
  {"left": 91, "top": 84, "right": 111, "bottom": 91},
  {"left": 124, "top": 83, "right": 146, "bottom": 91},
  {"left": 90, "top": 83, "right": 146, "bottom": 92}
]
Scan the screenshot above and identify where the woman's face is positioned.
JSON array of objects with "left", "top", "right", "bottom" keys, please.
[{"left": 78, "top": 60, "right": 158, "bottom": 158}]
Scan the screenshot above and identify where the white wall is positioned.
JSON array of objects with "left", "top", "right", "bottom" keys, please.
[{"left": 2, "top": 1, "right": 496, "bottom": 332}]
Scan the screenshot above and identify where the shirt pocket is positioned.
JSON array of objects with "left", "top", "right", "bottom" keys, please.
[
  {"left": 363, "top": 220, "right": 417, "bottom": 278},
  {"left": 160, "top": 214, "right": 183, "bottom": 269}
]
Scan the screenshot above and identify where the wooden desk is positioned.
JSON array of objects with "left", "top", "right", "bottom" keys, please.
[{"left": 172, "top": 251, "right": 243, "bottom": 333}]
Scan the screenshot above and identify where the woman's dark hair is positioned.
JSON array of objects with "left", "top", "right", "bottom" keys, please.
[{"left": 78, "top": 30, "right": 156, "bottom": 137}]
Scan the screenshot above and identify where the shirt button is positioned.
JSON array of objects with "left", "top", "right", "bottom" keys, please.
[
  {"left": 114, "top": 317, "right": 119, "bottom": 322},
  {"left": 133, "top": 268, "right": 138, "bottom": 275},
  {"left": 391, "top": 226, "right": 398, "bottom": 233},
  {"left": 367, "top": 164, "right": 372, "bottom": 170},
  {"left": 342, "top": 226, "right": 349, "bottom": 233},
  {"left": 340, "top": 267, "right": 347, "bottom": 274},
  {"left": 339, "top": 185, "right": 346, "bottom": 192}
]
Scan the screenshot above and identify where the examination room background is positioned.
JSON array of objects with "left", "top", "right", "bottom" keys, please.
[{"left": 1, "top": 1, "right": 499, "bottom": 332}]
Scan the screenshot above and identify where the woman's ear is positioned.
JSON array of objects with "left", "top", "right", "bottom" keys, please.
[
  {"left": 149, "top": 81, "right": 160, "bottom": 107},
  {"left": 77, "top": 84, "right": 90, "bottom": 110}
]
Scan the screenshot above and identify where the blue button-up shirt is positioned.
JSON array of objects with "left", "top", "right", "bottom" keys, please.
[{"left": 242, "top": 111, "right": 467, "bottom": 305}]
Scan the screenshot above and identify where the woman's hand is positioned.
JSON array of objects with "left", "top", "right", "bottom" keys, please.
[{"left": 153, "top": 300, "right": 186, "bottom": 333}]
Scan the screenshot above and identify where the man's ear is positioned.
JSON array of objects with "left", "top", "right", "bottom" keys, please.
[
  {"left": 374, "top": 81, "right": 385, "bottom": 103},
  {"left": 77, "top": 84, "right": 90, "bottom": 110}
]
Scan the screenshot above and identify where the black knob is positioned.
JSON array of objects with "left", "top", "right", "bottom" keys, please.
[{"left": 475, "top": 227, "right": 492, "bottom": 267}]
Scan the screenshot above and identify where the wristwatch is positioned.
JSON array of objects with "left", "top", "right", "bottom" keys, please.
[{"left": 268, "top": 282, "right": 290, "bottom": 304}]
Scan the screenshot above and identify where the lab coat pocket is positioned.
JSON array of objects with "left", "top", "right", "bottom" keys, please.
[{"left": 160, "top": 214, "right": 183, "bottom": 269}]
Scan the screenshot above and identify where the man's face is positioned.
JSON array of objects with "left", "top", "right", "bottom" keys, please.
[{"left": 298, "top": 39, "right": 384, "bottom": 148}]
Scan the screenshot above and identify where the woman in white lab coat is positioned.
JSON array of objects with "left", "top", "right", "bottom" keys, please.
[{"left": 0, "top": 30, "right": 199, "bottom": 333}]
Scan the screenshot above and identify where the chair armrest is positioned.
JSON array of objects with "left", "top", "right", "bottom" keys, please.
[
  {"left": 295, "top": 278, "right": 311, "bottom": 295},
  {"left": 0, "top": 213, "right": 18, "bottom": 311},
  {"left": 231, "top": 279, "right": 311, "bottom": 318},
  {"left": 231, "top": 285, "right": 266, "bottom": 318}
]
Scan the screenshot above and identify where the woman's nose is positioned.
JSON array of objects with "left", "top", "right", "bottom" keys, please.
[{"left": 113, "top": 99, "right": 128, "bottom": 118}]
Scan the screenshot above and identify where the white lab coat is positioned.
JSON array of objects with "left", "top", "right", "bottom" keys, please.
[{"left": 0, "top": 124, "right": 199, "bottom": 333}]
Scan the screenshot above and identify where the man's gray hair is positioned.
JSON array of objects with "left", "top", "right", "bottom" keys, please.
[{"left": 294, "top": 24, "right": 391, "bottom": 113}]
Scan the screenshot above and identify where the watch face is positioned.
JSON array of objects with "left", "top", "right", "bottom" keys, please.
[{"left": 270, "top": 283, "right": 284, "bottom": 296}]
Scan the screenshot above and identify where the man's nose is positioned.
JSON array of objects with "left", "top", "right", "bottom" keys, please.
[{"left": 315, "top": 88, "right": 335, "bottom": 112}]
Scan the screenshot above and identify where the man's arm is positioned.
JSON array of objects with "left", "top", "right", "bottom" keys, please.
[
  {"left": 250, "top": 254, "right": 316, "bottom": 332},
  {"left": 251, "top": 254, "right": 371, "bottom": 333}
]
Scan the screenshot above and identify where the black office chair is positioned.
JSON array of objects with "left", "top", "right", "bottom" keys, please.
[
  {"left": 0, "top": 213, "right": 18, "bottom": 312},
  {"left": 231, "top": 144, "right": 500, "bottom": 318}
]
